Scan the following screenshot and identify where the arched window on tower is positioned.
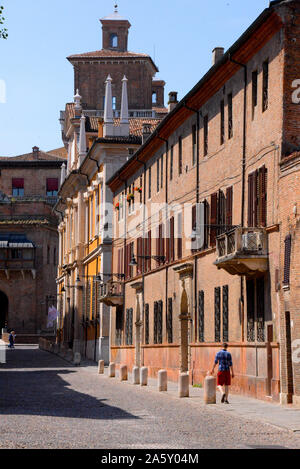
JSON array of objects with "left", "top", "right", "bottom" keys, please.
[
  {"left": 152, "top": 91, "right": 157, "bottom": 105},
  {"left": 110, "top": 33, "right": 118, "bottom": 48}
]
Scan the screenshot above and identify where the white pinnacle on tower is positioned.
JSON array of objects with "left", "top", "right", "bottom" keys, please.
[
  {"left": 103, "top": 75, "right": 114, "bottom": 137},
  {"left": 78, "top": 114, "right": 87, "bottom": 165},
  {"left": 60, "top": 162, "right": 66, "bottom": 186},
  {"left": 120, "top": 75, "right": 130, "bottom": 136},
  {"left": 74, "top": 89, "right": 82, "bottom": 117}
]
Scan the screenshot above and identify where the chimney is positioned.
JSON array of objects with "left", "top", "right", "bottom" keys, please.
[
  {"left": 98, "top": 118, "right": 104, "bottom": 138},
  {"left": 212, "top": 47, "right": 224, "bottom": 65},
  {"left": 32, "top": 146, "right": 39, "bottom": 159},
  {"left": 142, "top": 123, "right": 152, "bottom": 144},
  {"left": 168, "top": 92, "right": 178, "bottom": 113}
]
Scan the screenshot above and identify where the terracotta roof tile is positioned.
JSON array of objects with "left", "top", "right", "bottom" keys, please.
[
  {"left": 86, "top": 116, "right": 162, "bottom": 137},
  {"left": 0, "top": 148, "right": 67, "bottom": 162},
  {"left": 67, "top": 49, "right": 151, "bottom": 60}
]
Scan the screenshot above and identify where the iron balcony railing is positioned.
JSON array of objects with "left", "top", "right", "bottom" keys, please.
[
  {"left": 99, "top": 280, "right": 124, "bottom": 306},
  {"left": 0, "top": 258, "right": 35, "bottom": 270},
  {"left": 216, "top": 227, "right": 268, "bottom": 259}
]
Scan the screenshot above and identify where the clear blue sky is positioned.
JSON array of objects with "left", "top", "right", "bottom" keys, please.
[{"left": 0, "top": 0, "right": 270, "bottom": 156}]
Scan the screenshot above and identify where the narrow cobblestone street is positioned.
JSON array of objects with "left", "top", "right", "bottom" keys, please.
[{"left": 0, "top": 346, "right": 300, "bottom": 449}]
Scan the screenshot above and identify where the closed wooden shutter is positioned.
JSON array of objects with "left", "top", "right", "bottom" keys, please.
[
  {"left": 170, "top": 217, "right": 175, "bottom": 262},
  {"left": 248, "top": 173, "right": 253, "bottom": 227},
  {"left": 226, "top": 186, "right": 233, "bottom": 228},
  {"left": 156, "top": 226, "right": 160, "bottom": 266},
  {"left": 259, "top": 166, "right": 267, "bottom": 227},
  {"left": 191, "top": 205, "right": 196, "bottom": 252},
  {"left": 148, "top": 231, "right": 152, "bottom": 271},
  {"left": 137, "top": 237, "right": 142, "bottom": 274},
  {"left": 166, "top": 219, "right": 170, "bottom": 264},
  {"left": 210, "top": 193, "right": 218, "bottom": 247},
  {"left": 177, "top": 212, "right": 182, "bottom": 259},
  {"left": 218, "top": 190, "right": 226, "bottom": 235},
  {"left": 143, "top": 236, "right": 147, "bottom": 273}
]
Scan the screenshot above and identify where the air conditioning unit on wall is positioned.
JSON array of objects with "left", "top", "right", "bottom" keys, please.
[{"left": 242, "top": 232, "right": 263, "bottom": 251}]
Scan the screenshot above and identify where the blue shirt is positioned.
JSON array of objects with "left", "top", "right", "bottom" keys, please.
[{"left": 214, "top": 349, "right": 232, "bottom": 372}]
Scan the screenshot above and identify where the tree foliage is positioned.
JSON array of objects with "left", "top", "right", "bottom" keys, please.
[{"left": 0, "top": 6, "right": 8, "bottom": 39}]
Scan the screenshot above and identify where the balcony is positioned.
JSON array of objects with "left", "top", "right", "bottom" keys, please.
[
  {"left": 99, "top": 280, "right": 124, "bottom": 307},
  {"left": 214, "top": 227, "right": 268, "bottom": 276}
]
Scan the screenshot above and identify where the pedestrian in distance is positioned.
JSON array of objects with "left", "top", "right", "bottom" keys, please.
[
  {"left": 8, "top": 330, "right": 15, "bottom": 349},
  {"left": 211, "top": 342, "right": 234, "bottom": 404}
]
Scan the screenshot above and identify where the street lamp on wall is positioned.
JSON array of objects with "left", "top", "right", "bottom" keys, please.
[{"left": 129, "top": 254, "right": 166, "bottom": 266}]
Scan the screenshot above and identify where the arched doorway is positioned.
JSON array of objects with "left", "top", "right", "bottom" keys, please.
[
  {"left": 0, "top": 291, "right": 8, "bottom": 331},
  {"left": 180, "top": 288, "right": 189, "bottom": 372}
]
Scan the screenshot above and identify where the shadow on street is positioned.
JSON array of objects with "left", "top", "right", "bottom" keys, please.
[{"left": 0, "top": 347, "right": 138, "bottom": 421}]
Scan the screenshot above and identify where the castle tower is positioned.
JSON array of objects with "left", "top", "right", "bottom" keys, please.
[{"left": 67, "top": 7, "right": 163, "bottom": 112}]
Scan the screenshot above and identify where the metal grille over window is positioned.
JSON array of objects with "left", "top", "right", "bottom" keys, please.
[
  {"left": 82, "top": 282, "right": 86, "bottom": 321},
  {"left": 145, "top": 304, "right": 149, "bottom": 345},
  {"left": 215, "top": 287, "right": 221, "bottom": 343},
  {"left": 158, "top": 301, "right": 163, "bottom": 344},
  {"left": 283, "top": 234, "right": 292, "bottom": 286},
  {"left": 86, "top": 280, "right": 91, "bottom": 322},
  {"left": 262, "top": 60, "right": 269, "bottom": 112},
  {"left": 246, "top": 279, "right": 255, "bottom": 342},
  {"left": 222, "top": 285, "right": 229, "bottom": 342},
  {"left": 198, "top": 290, "right": 204, "bottom": 343},
  {"left": 167, "top": 298, "right": 173, "bottom": 344},
  {"left": 154, "top": 301, "right": 163, "bottom": 344},
  {"left": 92, "top": 277, "right": 96, "bottom": 320},
  {"left": 228, "top": 93, "right": 233, "bottom": 139},
  {"left": 256, "top": 278, "right": 265, "bottom": 342},
  {"left": 115, "top": 307, "right": 123, "bottom": 346},
  {"left": 125, "top": 308, "right": 133, "bottom": 345}
]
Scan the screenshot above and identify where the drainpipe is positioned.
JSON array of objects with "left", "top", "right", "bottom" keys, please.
[
  {"left": 136, "top": 158, "right": 147, "bottom": 366},
  {"left": 228, "top": 55, "right": 247, "bottom": 343},
  {"left": 156, "top": 134, "right": 169, "bottom": 344},
  {"left": 183, "top": 103, "right": 200, "bottom": 349},
  {"left": 119, "top": 177, "right": 128, "bottom": 351},
  {"left": 79, "top": 168, "right": 90, "bottom": 185}
]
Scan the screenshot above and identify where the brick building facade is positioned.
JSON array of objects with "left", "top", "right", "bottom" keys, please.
[
  {"left": 105, "top": 0, "right": 300, "bottom": 405},
  {"left": 56, "top": 7, "right": 168, "bottom": 362},
  {"left": 0, "top": 147, "right": 67, "bottom": 341}
]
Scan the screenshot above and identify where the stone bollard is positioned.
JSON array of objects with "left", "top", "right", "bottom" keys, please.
[
  {"left": 66, "top": 349, "right": 73, "bottom": 362},
  {"left": 140, "top": 367, "right": 148, "bottom": 386},
  {"left": 98, "top": 360, "right": 105, "bottom": 374},
  {"left": 108, "top": 362, "right": 116, "bottom": 378},
  {"left": 73, "top": 352, "right": 81, "bottom": 366},
  {"left": 204, "top": 373, "right": 216, "bottom": 404},
  {"left": 132, "top": 366, "right": 140, "bottom": 385},
  {"left": 119, "top": 365, "right": 128, "bottom": 381},
  {"left": 54, "top": 344, "right": 59, "bottom": 355},
  {"left": 158, "top": 370, "right": 168, "bottom": 392},
  {"left": 178, "top": 372, "right": 189, "bottom": 398}
]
